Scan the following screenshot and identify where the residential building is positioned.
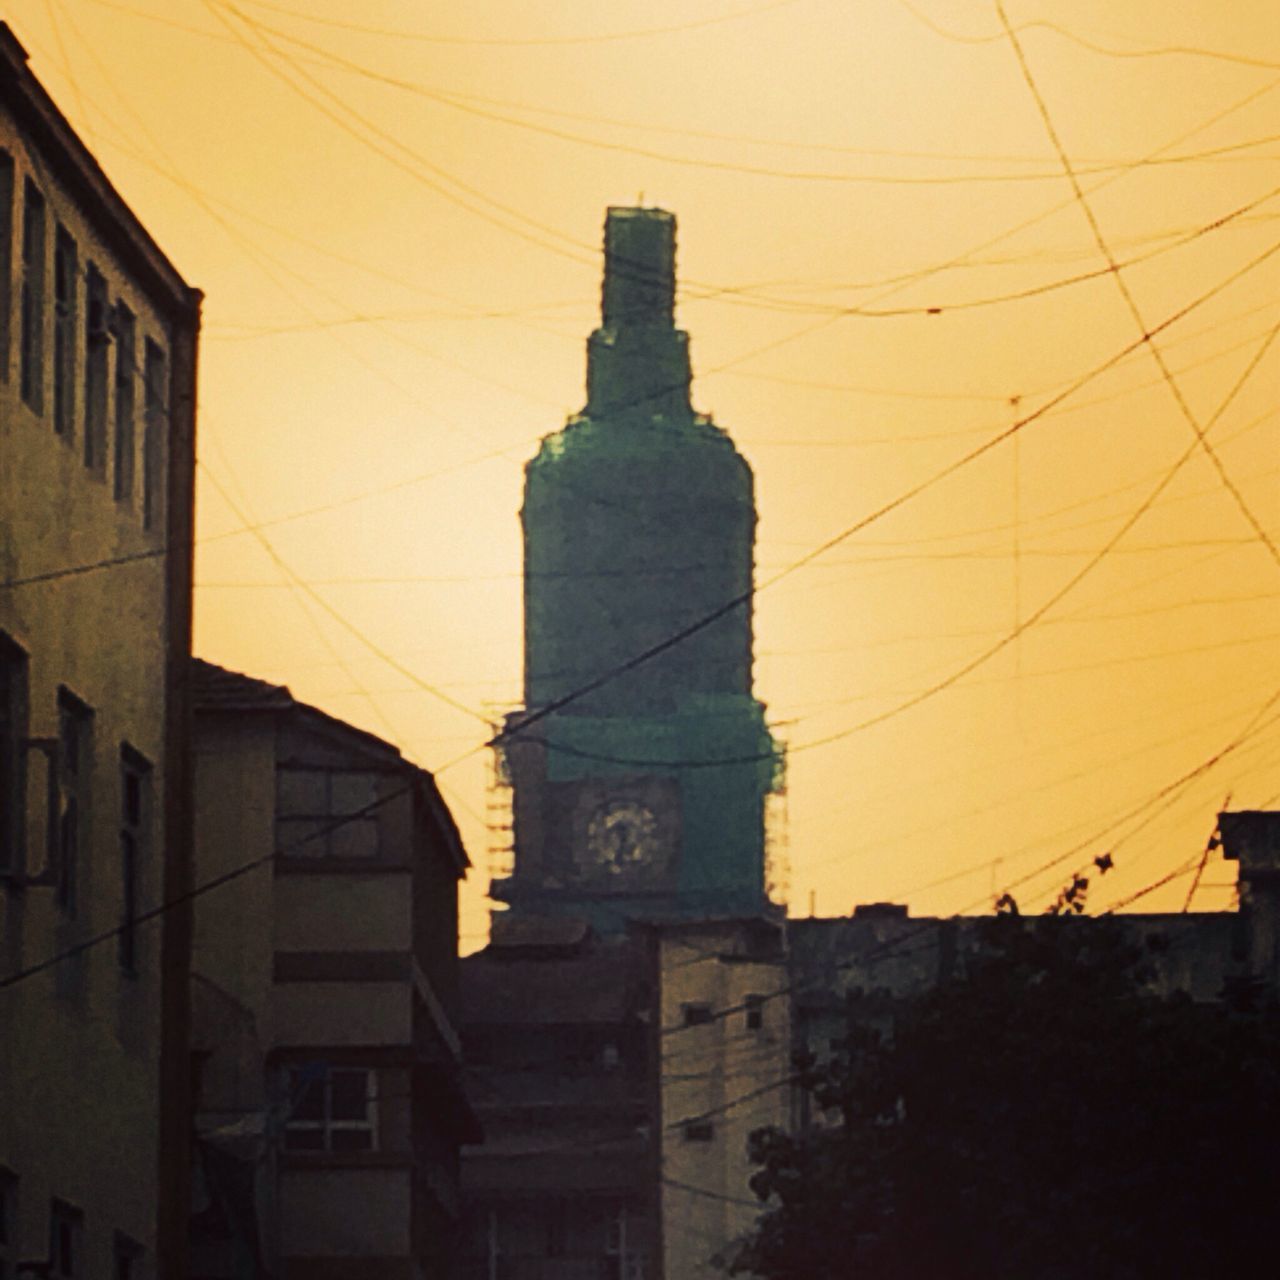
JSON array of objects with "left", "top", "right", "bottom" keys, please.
[
  {"left": 459, "top": 917, "right": 657, "bottom": 1280},
  {"left": 188, "top": 659, "right": 477, "bottom": 1280},
  {"left": 0, "top": 21, "right": 200, "bottom": 1280}
]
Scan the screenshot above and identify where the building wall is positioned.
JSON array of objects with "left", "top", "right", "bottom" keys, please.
[
  {"left": 0, "top": 32, "right": 198, "bottom": 1279},
  {"left": 190, "top": 694, "right": 469, "bottom": 1280},
  {"left": 657, "top": 920, "right": 790, "bottom": 1280}
]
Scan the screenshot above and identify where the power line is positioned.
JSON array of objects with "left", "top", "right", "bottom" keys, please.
[{"left": 997, "top": 2, "right": 1280, "bottom": 575}]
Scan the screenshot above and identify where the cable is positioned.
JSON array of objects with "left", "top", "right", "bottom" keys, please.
[
  {"left": 197, "top": 461, "right": 491, "bottom": 730},
  {"left": 508, "top": 301, "right": 1280, "bottom": 772},
  {"left": 0, "top": 782, "right": 413, "bottom": 991},
  {"left": 997, "top": 2, "right": 1280, "bottom": 575},
  {"left": 1, "top": 546, "right": 166, "bottom": 591}
]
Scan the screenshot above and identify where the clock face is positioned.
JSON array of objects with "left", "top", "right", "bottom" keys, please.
[{"left": 586, "top": 799, "right": 659, "bottom": 875}]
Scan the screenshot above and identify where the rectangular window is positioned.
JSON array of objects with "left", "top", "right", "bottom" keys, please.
[
  {"left": 112, "top": 1232, "right": 143, "bottom": 1280},
  {"left": 119, "top": 746, "right": 150, "bottom": 975},
  {"left": 276, "top": 767, "right": 380, "bottom": 858},
  {"left": 284, "top": 1065, "right": 376, "bottom": 1152},
  {"left": 113, "top": 302, "right": 135, "bottom": 502},
  {"left": 83, "top": 264, "right": 108, "bottom": 475},
  {"left": 0, "top": 1169, "right": 16, "bottom": 1280},
  {"left": 48, "top": 1200, "right": 82, "bottom": 1280},
  {"left": 0, "top": 150, "right": 14, "bottom": 383},
  {"left": 20, "top": 179, "right": 45, "bottom": 413},
  {"left": 0, "top": 637, "right": 27, "bottom": 878},
  {"left": 56, "top": 691, "right": 92, "bottom": 917},
  {"left": 53, "top": 227, "right": 77, "bottom": 438},
  {"left": 745, "top": 994, "right": 765, "bottom": 1031},
  {"left": 682, "top": 1119, "right": 714, "bottom": 1143},
  {"left": 142, "top": 339, "right": 166, "bottom": 530},
  {"left": 682, "top": 1002, "right": 713, "bottom": 1027}
]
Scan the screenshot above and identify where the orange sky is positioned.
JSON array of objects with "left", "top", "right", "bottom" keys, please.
[{"left": 13, "top": 0, "right": 1280, "bottom": 946}]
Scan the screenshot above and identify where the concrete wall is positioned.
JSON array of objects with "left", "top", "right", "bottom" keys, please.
[
  {"left": 658, "top": 920, "right": 790, "bottom": 1280},
  {"left": 0, "top": 68, "right": 195, "bottom": 1280}
]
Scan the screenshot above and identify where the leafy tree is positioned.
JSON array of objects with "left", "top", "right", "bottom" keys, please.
[{"left": 729, "top": 907, "right": 1280, "bottom": 1280}]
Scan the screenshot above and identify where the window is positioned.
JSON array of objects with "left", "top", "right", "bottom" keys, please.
[
  {"left": 284, "top": 1065, "right": 376, "bottom": 1152},
  {"left": 601, "top": 1040, "right": 621, "bottom": 1070},
  {"left": 20, "top": 179, "right": 45, "bottom": 413},
  {"left": 56, "top": 691, "right": 92, "bottom": 916},
  {"left": 113, "top": 303, "right": 135, "bottom": 502},
  {"left": 682, "top": 1119, "right": 714, "bottom": 1143},
  {"left": 682, "top": 1002, "right": 713, "bottom": 1027},
  {"left": 0, "top": 637, "right": 27, "bottom": 879},
  {"left": 53, "top": 227, "right": 77, "bottom": 439},
  {"left": 83, "top": 264, "right": 108, "bottom": 475},
  {"left": 142, "top": 339, "right": 166, "bottom": 530},
  {"left": 0, "top": 151, "right": 13, "bottom": 382},
  {"left": 112, "top": 1232, "right": 143, "bottom": 1280},
  {"left": 48, "top": 1200, "right": 81, "bottom": 1280},
  {"left": 119, "top": 747, "right": 150, "bottom": 974},
  {"left": 0, "top": 1170, "right": 17, "bottom": 1280},
  {"left": 276, "top": 768, "right": 380, "bottom": 858},
  {"left": 745, "top": 994, "right": 765, "bottom": 1031}
]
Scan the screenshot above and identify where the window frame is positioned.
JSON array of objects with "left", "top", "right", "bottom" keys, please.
[
  {"left": 119, "top": 745, "right": 151, "bottom": 975},
  {"left": 19, "top": 177, "right": 45, "bottom": 414},
  {"left": 83, "top": 262, "right": 108, "bottom": 476},
  {"left": 48, "top": 1199, "right": 82, "bottom": 1280},
  {"left": 112, "top": 302, "right": 135, "bottom": 503},
  {"left": 0, "top": 636, "right": 28, "bottom": 880},
  {"left": 52, "top": 225, "right": 77, "bottom": 439},
  {"left": 142, "top": 338, "right": 166, "bottom": 530},
  {"left": 0, "top": 149, "right": 14, "bottom": 383},
  {"left": 56, "top": 689, "right": 92, "bottom": 917},
  {"left": 283, "top": 1064, "right": 378, "bottom": 1154},
  {"left": 275, "top": 766, "right": 382, "bottom": 860}
]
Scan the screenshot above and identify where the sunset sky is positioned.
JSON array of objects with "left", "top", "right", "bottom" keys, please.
[{"left": 12, "top": 0, "right": 1279, "bottom": 945}]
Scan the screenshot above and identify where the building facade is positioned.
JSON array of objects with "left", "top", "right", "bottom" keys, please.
[
  {"left": 462, "top": 207, "right": 788, "bottom": 1280},
  {"left": 0, "top": 21, "right": 200, "bottom": 1280},
  {"left": 188, "top": 660, "right": 476, "bottom": 1280}
]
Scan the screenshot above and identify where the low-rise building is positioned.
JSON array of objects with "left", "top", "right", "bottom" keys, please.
[
  {"left": 188, "top": 659, "right": 477, "bottom": 1280},
  {"left": 0, "top": 20, "right": 200, "bottom": 1279},
  {"left": 459, "top": 917, "right": 658, "bottom": 1280}
]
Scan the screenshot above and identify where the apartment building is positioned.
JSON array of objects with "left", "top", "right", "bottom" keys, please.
[
  {"left": 0, "top": 21, "right": 200, "bottom": 1280},
  {"left": 189, "top": 660, "right": 477, "bottom": 1280}
]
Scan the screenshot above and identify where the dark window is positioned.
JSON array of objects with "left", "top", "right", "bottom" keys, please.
[
  {"left": 112, "top": 1232, "right": 142, "bottom": 1280},
  {"left": 56, "top": 691, "right": 92, "bottom": 916},
  {"left": 682, "top": 1002, "right": 713, "bottom": 1027},
  {"left": 276, "top": 768, "right": 380, "bottom": 858},
  {"left": 142, "top": 339, "right": 166, "bottom": 530},
  {"left": 48, "top": 1200, "right": 81, "bottom": 1280},
  {"left": 683, "top": 1119, "right": 714, "bottom": 1142},
  {"left": 53, "top": 227, "right": 77, "bottom": 439},
  {"left": 113, "top": 303, "right": 135, "bottom": 502},
  {"left": 0, "top": 637, "right": 27, "bottom": 878},
  {"left": 0, "top": 1170, "right": 14, "bottom": 1280},
  {"left": 0, "top": 150, "right": 14, "bottom": 382},
  {"left": 119, "top": 746, "right": 150, "bottom": 974},
  {"left": 284, "top": 1065, "right": 376, "bottom": 1152},
  {"left": 20, "top": 179, "right": 45, "bottom": 413},
  {"left": 545, "top": 1200, "right": 567, "bottom": 1258},
  {"left": 83, "top": 264, "right": 108, "bottom": 475},
  {"left": 745, "top": 994, "right": 765, "bottom": 1031}
]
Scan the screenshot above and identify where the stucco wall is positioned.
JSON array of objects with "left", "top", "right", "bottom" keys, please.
[{"left": 0, "top": 88, "right": 191, "bottom": 1279}]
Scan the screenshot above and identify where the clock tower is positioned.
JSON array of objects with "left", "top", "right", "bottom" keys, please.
[{"left": 493, "top": 207, "right": 781, "bottom": 930}]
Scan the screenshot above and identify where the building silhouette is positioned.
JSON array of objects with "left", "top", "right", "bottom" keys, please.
[{"left": 497, "top": 206, "right": 781, "bottom": 931}]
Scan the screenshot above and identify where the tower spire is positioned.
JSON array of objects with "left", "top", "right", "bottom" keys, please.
[{"left": 586, "top": 206, "right": 691, "bottom": 418}]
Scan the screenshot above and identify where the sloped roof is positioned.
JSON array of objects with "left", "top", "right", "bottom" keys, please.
[{"left": 191, "top": 658, "right": 294, "bottom": 711}]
